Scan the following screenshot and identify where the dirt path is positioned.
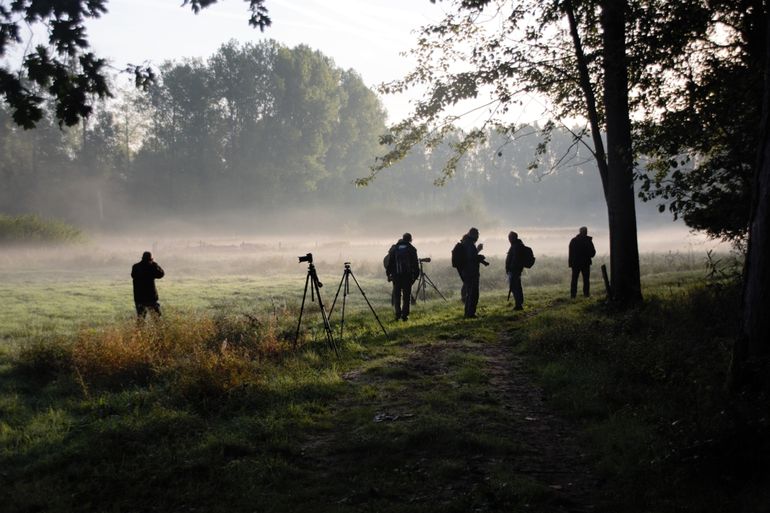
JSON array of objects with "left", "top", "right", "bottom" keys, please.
[
  {"left": 397, "top": 331, "right": 598, "bottom": 511},
  {"left": 299, "top": 321, "right": 600, "bottom": 512},
  {"left": 477, "top": 331, "right": 598, "bottom": 511}
]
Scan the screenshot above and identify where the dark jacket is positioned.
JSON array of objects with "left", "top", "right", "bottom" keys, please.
[
  {"left": 506, "top": 239, "right": 526, "bottom": 275},
  {"left": 131, "top": 259, "right": 165, "bottom": 305},
  {"left": 568, "top": 234, "right": 596, "bottom": 268},
  {"left": 459, "top": 235, "right": 483, "bottom": 278},
  {"left": 386, "top": 239, "right": 419, "bottom": 282}
]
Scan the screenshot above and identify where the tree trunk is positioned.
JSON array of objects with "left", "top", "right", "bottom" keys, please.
[
  {"left": 733, "top": 4, "right": 770, "bottom": 389},
  {"left": 600, "top": 0, "right": 642, "bottom": 304}
]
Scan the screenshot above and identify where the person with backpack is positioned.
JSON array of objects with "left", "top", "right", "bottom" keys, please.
[
  {"left": 453, "top": 227, "right": 488, "bottom": 318},
  {"left": 568, "top": 226, "right": 597, "bottom": 298},
  {"left": 385, "top": 233, "right": 420, "bottom": 321},
  {"left": 505, "top": 231, "right": 533, "bottom": 311}
]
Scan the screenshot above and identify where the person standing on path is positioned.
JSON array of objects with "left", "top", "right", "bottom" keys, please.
[
  {"left": 568, "top": 226, "right": 596, "bottom": 298},
  {"left": 131, "top": 251, "right": 165, "bottom": 318},
  {"left": 505, "top": 231, "right": 527, "bottom": 311}
]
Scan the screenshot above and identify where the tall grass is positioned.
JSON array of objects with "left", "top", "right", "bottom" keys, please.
[
  {"left": 0, "top": 214, "right": 85, "bottom": 244},
  {"left": 16, "top": 310, "right": 296, "bottom": 407}
]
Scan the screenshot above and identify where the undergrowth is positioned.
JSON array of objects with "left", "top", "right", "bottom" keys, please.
[
  {"left": 517, "top": 280, "right": 769, "bottom": 512},
  {"left": 15, "top": 310, "right": 305, "bottom": 408},
  {"left": 0, "top": 214, "right": 85, "bottom": 244}
]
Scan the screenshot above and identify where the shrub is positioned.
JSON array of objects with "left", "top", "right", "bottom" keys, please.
[
  {"left": 0, "top": 214, "right": 85, "bottom": 244},
  {"left": 71, "top": 325, "right": 157, "bottom": 389}
]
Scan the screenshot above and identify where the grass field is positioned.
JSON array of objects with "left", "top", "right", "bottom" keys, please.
[
  {"left": 0, "top": 248, "right": 709, "bottom": 345},
  {"left": 2, "top": 249, "right": 765, "bottom": 512}
]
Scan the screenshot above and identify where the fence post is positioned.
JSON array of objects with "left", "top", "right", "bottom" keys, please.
[{"left": 601, "top": 264, "right": 612, "bottom": 299}]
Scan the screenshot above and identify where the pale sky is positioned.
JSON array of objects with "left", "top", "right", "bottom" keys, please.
[{"left": 83, "top": 0, "right": 447, "bottom": 122}]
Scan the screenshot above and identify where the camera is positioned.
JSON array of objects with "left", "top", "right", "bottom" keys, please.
[
  {"left": 419, "top": 257, "right": 431, "bottom": 263},
  {"left": 298, "top": 253, "right": 313, "bottom": 264}
]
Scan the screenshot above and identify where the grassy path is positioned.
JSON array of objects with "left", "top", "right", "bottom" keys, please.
[
  {"left": 286, "top": 303, "right": 599, "bottom": 512},
  {"left": 484, "top": 326, "right": 597, "bottom": 509}
]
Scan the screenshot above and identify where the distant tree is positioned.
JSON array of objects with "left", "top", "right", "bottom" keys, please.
[
  {"left": 78, "top": 106, "right": 124, "bottom": 220},
  {"left": 208, "top": 41, "right": 276, "bottom": 167},
  {"left": 0, "top": 0, "right": 271, "bottom": 128},
  {"left": 123, "top": 41, "right": 388, "bottom": 209},
  {"left": 321, "top": 69, "right": 388, "bottom": 200},
  {"left": 0, "top": 102, "right": 78, "bottom": 212},
  {"left": 111, "top": 86, "right": 149, "bottom": 176},
  {"left": 137, "top": 59, "right": 224, "bottom": 209},
  {"left": 260, "top": 45, "right": 343, "bottom": 196}
]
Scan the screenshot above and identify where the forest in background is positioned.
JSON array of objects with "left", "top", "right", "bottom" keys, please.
[{"left": 0, "top": 40, "right": 668, "bottom": 237}]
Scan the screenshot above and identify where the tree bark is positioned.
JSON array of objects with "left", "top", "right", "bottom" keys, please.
[
  {"left": 600, "top": 0, "right": 642, "bottom": 304},
  {"left": 733, "top": 3, "right": 770, "bottom": 389}
]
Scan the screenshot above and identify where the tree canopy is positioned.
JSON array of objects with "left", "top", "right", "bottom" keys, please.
[{"left": 635, "top": 1, "right": 766, "bottom": 243}]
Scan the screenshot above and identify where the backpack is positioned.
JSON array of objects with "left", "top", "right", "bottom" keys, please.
[
  {"left": 451, "top": 242, "right": 464, "bottom": 269},
  {"left": 393, "top": 243, "right": 413, "bottom": 277},
  {"left": 521, "top": 245, "right": 536, "bottom": 268}
]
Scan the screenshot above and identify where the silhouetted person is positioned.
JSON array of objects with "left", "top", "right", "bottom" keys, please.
[
  {"left": 386, "top": 233, "right": 419, "bottom": 321},
  {"left": 505, "top": 231, "right": 527, "bottom": 310},
  {"left": 568, "top": 226, "right": 596, "bottom": 298},
  {"left": 456, "top": 227, "right": 488, "bottom": 318},
  {"left": 131, "top": 251, "right": 164, "bottom": 318}
]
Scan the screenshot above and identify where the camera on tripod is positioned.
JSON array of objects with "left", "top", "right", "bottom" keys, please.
[
  {"left": 412, "top": 255, "right": 447, "bottom": 303},
  {"left": 298, "top": 253, "right": 313, "bottom": 264}
]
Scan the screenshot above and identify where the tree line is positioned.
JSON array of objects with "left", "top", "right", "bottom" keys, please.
[
  {"left": 1, "top": 40, "right": 387, "bottom": 224},
  {"left": 0, "top": 39, "right": 663, "bottom": 231}
]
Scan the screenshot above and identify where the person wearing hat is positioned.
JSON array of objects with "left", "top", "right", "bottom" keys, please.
[
  {"left": 385, "top": 233, "right": 419, "bottom": 321},
  {"left": 131, "top": 251, "right": 165, "bottom": 318}
]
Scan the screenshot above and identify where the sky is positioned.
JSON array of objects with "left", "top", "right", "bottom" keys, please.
[{"left": 83, "top": 0, "right": 447, "bottom": 123}]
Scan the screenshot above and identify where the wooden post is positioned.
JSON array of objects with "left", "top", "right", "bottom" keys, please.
[{"left": 601, "top": 264, "right": 612, "bottom": 299}]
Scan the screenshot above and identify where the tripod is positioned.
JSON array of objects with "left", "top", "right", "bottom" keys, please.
[
  {"left": 329, "top": 262, "right": 388, "bottom": 342},
  {"left": 294, "top": 261, "right": 338, "bottom": 355},
  {"left": 411, "top": 258, "right": 447, "bottom": 303}
]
